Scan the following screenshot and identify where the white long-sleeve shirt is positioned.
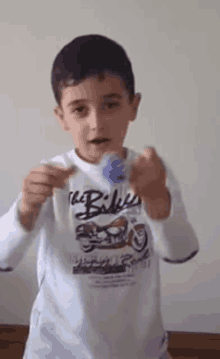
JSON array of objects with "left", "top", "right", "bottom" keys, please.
[{"left": 0, "top": 147, "right": 199, "bottom": 359}]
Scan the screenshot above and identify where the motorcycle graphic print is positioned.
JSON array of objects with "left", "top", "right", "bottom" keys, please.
[{"left": 76, "top": 216, "right": 148, "bottom": 253}]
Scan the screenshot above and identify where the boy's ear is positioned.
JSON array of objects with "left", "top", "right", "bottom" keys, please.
[
  {"left": 134, "top": 93, "right": 141, "bottom": 109},
  {"left": 130, "top": 92, "right": 142, "bottom": 120},
  {"left": 54, "top": 106, "right": 69, "bottom": 131}
]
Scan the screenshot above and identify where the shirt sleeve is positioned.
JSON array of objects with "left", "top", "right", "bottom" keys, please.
[
  {"left": 144, "top": 160, "right": 199, "bottom": 263},
  {"left": 0, "top": 159, "right": 51, "bottom": 272}
]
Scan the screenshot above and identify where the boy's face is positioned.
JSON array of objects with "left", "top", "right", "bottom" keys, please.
[{"left": 54, "top": 72, "right": 141, "bottom": 164}]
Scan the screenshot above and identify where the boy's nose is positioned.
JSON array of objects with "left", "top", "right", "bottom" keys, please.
[{"left": 89, "top": 110, "right": 105, "bottom": 131}]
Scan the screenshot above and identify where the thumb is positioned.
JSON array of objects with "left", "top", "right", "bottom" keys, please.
[
  {"left": 143, "top": 147, "right": 156, "bottom": 161},
  {"left": 64, "top": 165, "right": 77, "bottom": 175}
]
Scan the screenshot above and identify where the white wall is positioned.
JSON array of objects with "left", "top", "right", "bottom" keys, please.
[{"left": 0, "top": 0, "right": 220, "bottom": 333}]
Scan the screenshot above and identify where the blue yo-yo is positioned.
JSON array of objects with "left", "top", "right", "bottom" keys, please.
[{"left": 100, "top": 152, "right": 130, "bottom": 186}]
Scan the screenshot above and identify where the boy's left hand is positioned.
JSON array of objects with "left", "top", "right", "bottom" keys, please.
[{"left": 129, "top": 147, "right": 171, "bottom": 219}]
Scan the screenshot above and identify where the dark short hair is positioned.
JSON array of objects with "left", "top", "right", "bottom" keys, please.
[{"left": 51, "top": 34, "right": 135, "bottom": 107}]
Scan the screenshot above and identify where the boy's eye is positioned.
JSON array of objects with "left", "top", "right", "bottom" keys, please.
[
  {"left": 106, "top": 102, "right": 119, "bottom": 109},
  {"left": 71, "top": 102, "right": 119, "bottom": 115},
  {"left": 74, "top": 106, "right": 85, "bottom": 113}
]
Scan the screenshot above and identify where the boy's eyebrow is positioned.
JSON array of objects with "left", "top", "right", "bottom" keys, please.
[
  {"left": 103, "top": 93, "right": 122, "bottom": 99},
  {"left": 67, "top": 93, "right": 122, "bottom": 108}
]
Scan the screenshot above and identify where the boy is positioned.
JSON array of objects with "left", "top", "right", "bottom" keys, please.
[{"left": 0, "top": 34, "right": 199, "bottom": 359}]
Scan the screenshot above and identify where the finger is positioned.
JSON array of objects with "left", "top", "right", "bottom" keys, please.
[
  {"left": 131, "top": 155, "right": 149, "bottom": 173},
  {"left": 129, "top": 180, "right": 142, "bottom": 198},
  {"left": 62, "top": 165, "right": 77, "bottom": 177},
  {"left": 27, "top": 172, "right": 68, "bottom": 189},
  {"left": 143, "top": 148, "right": 165, "bottom": 170},
  {"left": 129, "top": 165, "right": 142, "bottom": 183},
  {"left": 39, "top": 164, "right": 76, "bottom": 179},
  {"left": 25, "top": 183, "right": 52, "bottom": 194},
  {"left": 143, "top": 147, "right": 157, "bottom": 162}
]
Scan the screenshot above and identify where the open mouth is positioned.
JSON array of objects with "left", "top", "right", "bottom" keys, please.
[{"left": 90, "top": 138, "right": 110, "bottom": 145}]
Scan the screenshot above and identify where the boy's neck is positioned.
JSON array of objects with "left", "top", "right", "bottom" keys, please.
[{"left": 75, "top": 147, "right": 127, "bottom": 164}]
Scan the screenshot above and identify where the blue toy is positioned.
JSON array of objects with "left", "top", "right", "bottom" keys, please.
[{"left": 101, "top": 153, "right": 130, "bottom": 186}]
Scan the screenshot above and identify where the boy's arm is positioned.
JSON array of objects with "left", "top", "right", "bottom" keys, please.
[
  {"left": 144, "top": 162, "right": 199, "bottom": 263},
  {"left": 0, "top": 194, "right": 49, "bottom": 273},
  {"left": 0, "top": 157, "right": 48, "bottom": 272}
]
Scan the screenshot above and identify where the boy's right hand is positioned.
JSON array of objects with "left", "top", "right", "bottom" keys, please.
[{"left": 19, "top": 164, "right": 76, "bottom": 230}]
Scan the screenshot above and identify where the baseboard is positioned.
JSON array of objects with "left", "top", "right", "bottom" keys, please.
[
  {"left": 167, "top": 330, "right": 220, "bottom": 350},
  {"left": 0, "top": 324, "right": 29, "bottom": 344},
  {"left": 1, "top": 325, "right": 220, "bottom": 351}
]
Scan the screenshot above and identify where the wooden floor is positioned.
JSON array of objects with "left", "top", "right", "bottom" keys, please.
[{"left": 0, "top": 325, "right": 220, "bottom": 358}]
